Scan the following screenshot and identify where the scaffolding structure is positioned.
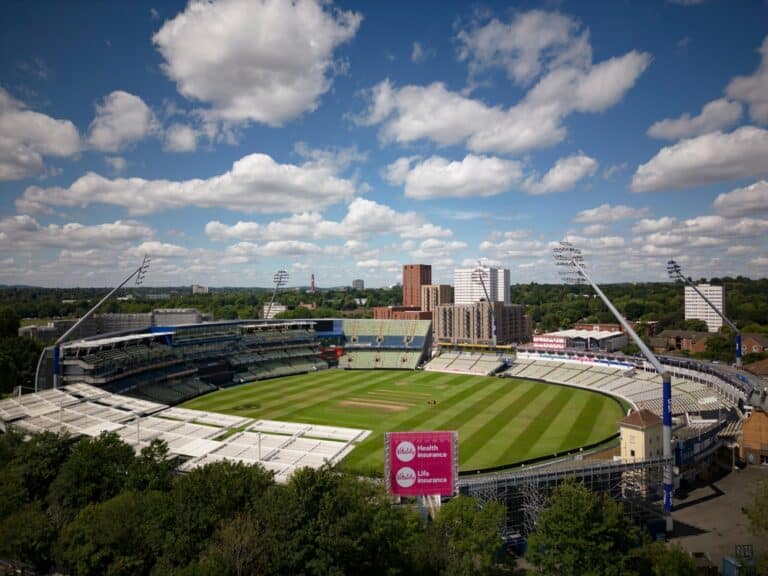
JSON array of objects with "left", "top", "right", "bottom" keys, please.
[{"left": 458, "top": 456, "right": 669, "bottom": 537}]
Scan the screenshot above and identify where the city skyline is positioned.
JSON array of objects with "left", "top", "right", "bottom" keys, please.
[{"left": 1, "top": 1, "right": 768, "bottom": 288}]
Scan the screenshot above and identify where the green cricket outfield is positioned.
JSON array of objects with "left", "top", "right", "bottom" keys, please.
[{"left": 181, "top": 369, "right": 626, "bottom": 476}]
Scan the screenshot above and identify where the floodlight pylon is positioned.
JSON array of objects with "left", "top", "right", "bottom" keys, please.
[
  {"left": 472, "top": 261, "right": 497, "bottom": 348},
  {"left": 265, "top": 269, "right": 289, "bottom": 320},
  {"left": 553, "top": 241, "right": 674, "bottom": 532},
  {"left": 667, "top": 259, "right": 741, "bottom": 368},
  {"left": 34, "top": 255, "right": 151, "bottom": 391}
]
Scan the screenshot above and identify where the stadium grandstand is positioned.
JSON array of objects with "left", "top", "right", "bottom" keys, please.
[
  {"left": 425, "top": 349, "right": 507, "bottom": 376},
  {"left": 499, "top": 349, "right": 748, "bottom": 418},
  {"left": 318, "top": 319, "right": 432, "bottom": 370},
  {"left": 55, "top": 320, "right": 327, "bottom": 405},
  {"left": 423, "top": 344, "right": 755, "bottom": 421}
]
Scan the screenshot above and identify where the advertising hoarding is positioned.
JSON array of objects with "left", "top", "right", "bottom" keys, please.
[{"left": 385, "top": 431, "right": 458, "bottom": 497}]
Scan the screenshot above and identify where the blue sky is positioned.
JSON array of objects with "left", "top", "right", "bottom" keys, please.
[{"left": 1, "top": 0, "right": 767, "bottom": 288}]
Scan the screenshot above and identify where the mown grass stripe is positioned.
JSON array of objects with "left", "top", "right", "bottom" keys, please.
[
  {"left": 505, "top": 387, "right": 576, "bottom": 461},
  {"left": 193, "top": 370, "right": 396, "bottom": 416},
  {"left": 341, "top": 376, "right": 497, "bottom": 465},
  {"left": 460, "top": 383, "right": 551, "bottom": 466},
  {"left": 261, "top": 372, "right": 410, "bottom": 419},
  {"left": 435, "top": 381, "right": 529, "bottom": 434},
  {"left": 560, "top": 394, "right": 606, "bottom": 450},
  {"left": 278, "top": 371, "right": 472, "bottom": 423},
  {"left": 184, "top": 370, "right": 345, "bottom": 410}
]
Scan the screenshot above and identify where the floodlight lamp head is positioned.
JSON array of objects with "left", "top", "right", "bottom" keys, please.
[
  {"left": 471, "top": 267, "right": 486, "bottom": 281},
  {"left": 666, "top": 259, "right": 683, "bottom": 281},
  {"left": 135, "top": 255, "right": 151, "bottom": 285},
  {"left": 553, "top": 241, "right": 586, "bottom": 284},
  {"left": 272, "top": 269, "right": 289, "bottom": 287}
]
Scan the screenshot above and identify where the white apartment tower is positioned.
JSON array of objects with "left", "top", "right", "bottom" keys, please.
[
  {"left": 453, "top": 266, "right": 510, "bottom": 305},
  {"left": 684, "top": 283, "right": 724, "bottom": 332}
]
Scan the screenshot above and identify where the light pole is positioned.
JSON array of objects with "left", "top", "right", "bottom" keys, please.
[
  {"left": 667, "top": 260, "right": 741, "bottom": 368},
  {"left": 265, "top": 269, "right": 289, "bottom": 320},
  {"left": 472, "top": 262, "right": 497, "bottom": 348},
  {"left": 554, "top": 241, "right": 674, "bottom": 532},
  {"left": 34, "top": 255, "right": 150, "bottom": 391}
]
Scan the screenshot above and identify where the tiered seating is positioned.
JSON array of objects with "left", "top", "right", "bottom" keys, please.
[
  {"left": 500, "top": 358, "right": 534, "bottom": 377},
  {"left": 64, "top": 344, "right": 183, "bottom": 383},
  {"left": 502, "top": 355, "right": 733, "bottom": 418},
  {"left": 400, "top": 351, "right": 422, "bottom": 369},
  {"left": 379, "top": 351, "right": 404, "bottom": 369},
  {"left": 339, "top": 351, "right": 378, "bottom": 370},
  {"left": 127, "top": 377, "right": 217, "bottom": 405},
  {"left": 171, "top": 324, "right": 240, "bottom": 345},
  {"left": 425, "top": 351, "right": 461, "bottom": 371},
  {"left": 425, "top": 351, "right": 505, "bottom": 375},
  {"left": 233, "top": 357, "right": 327, "bottom": 384},
  {"left": 596, "top": 376, "right": 637, "bottom": 391},
  {"left": 229, "top": 324, "right": 324, "bottom": 382},
  {"left": 516, "top": 361, "right": 560, "bottom": 380},
  {"left": 338, "top": 319, "right": 431, "bottom": 370},
  {"left": 570, "top": 370, "right": 609, "bottom": 387},
  {"left": 473, "top": 355, "right": 505, "bottom": 375},
  {"left": 545, "top": 366, "right": 583, "bottom": 383},
  {"left": 448, "top": 352, "right": 482, "bottom": 372}
]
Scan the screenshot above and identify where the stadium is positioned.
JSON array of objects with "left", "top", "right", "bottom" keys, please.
[{"left": 1, "top": 312, "right": 759, "bottom": 536}]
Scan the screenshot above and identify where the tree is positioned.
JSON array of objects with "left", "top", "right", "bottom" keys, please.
[
  {"left": 703, "top": 334, "right": 733, "bottom": 363},
  {"left": 0, "top": 428, "right": 23, "bottom": 471},
  {"left": 58, "top": 490, "right": 168, "bottom": 576},
  {"left": 0, "top": 307, "right": 20, "bottom": 337},
  {"left": 0, "top": 353, "right": 18, "bottom": 394},
  {"left": 126, "top": 439, "right": 174, "bottom": 492},
  {"left": 428, "top": 496, "right": 506, "bottom": 576},
  {"left": 630, "top": 542, "right": 697, "bottom": 576},
  {"left": 0, "top": 431, "right": 75, "bottom": 519},
  {"left": 311, "top": 472, "right": 416, "bottom": 575},
  {"left": 0, "top": 502, "right": 56, "bottom": 572},
  {"left": 47, "top": 432, "right": 136, "bottom": 524},
  {"left": 526, "top": 481, "right": 637, "bottom": 576},
  {"left": 156, "top": 460, "right": 274, "bottom": 571},
  {"left": 13, "top": 431, "right": 76, "bottom": 503},
  {"left": 0, "top": 336, "right": 43, "bottom": 394},
  {"left": 191, "top": 511, "right": 269, "bottom": 576}
]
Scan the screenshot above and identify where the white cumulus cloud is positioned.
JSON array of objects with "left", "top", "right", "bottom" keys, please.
[
  {"left": 632, "top": 217, "right": 678, "bottom": 234},
  {"left": 357, "top": 49, "right": 649, "bottom": 155},
  {"left": 18, "top": 153, "right": 356, "bottom": 215},
  {"left": 104, "top": 156, "right": 127, "bottom": 173},
  {"left": 164, "top": 123, "right": 198, "bottom": 152},
  {"left": 153, "top": 0, "right": 361, "bottom": 126},
  {"left": 133, "top": 241, "right": 190, "bottom": 258},
  {"left": 631, "top": 126, "right": 768, "bottom": 192},
  {"left": 573, "top": 203, "right": 650, "bottom": 223},
  {"left": 726, "top": 36, "right": 768, "bottom": 123},
  {"left": 713, "top": 180, "right": 768, "bottom": 217},
  {"left": 647, "top": 98, "right": 742, "bottom": 139},
  {"left": 0, "top": 86, "right": 80, "bottom": 180},
  {"left": 0, "top": 215, "right": 151, "bottom": 250},
  {"left": 522, "top": 153, "right": 598, "bottom": 195},
  {"left": 385, "top": 154, "right": 522, "bottom": 199},
  {"left": 205, "top": 197, "right": 452, "bottom": 242},
  {"left": 356, "top": 258, "right": 400, "bottom": 270},
  {"left": 87, "top": 91, "right": 159, "bottom": 152},
  {"left": 457, "top": 10, "right": 591, "bottom": 86}
]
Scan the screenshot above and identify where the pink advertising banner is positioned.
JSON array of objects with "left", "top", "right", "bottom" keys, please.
[{"left": 385, "top": 431, "right": 458, "bottom": 497}]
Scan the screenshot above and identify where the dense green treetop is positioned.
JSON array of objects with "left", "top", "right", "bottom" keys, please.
[{"left": 0, "top": 430, "right": 510, "bottom": 575}]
